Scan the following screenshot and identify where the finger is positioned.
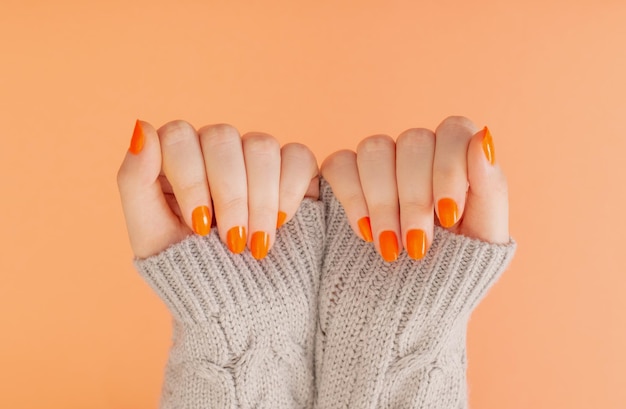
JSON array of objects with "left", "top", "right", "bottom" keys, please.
[
  {"left": 117, "top": 120, "right": 185, "bottom": 259},
  {"left": 433, "top": 116, "right": 478, "bottom": 231},
  {"left": 462, "top": 126, "right": 511, "bottom": 244},
  {"left": 357, "top": 135, "right": 401, "bottom": 262},
  {"left": 198, "top": 123, "right": 248, "bottom": 254},
  {"left": 159, "top": 120, "right": 213, "bottom": 238},
  {"left": 277, "top": 143, "right": 319, "bottom": 228},
  {"left": 320, "top": 150, "right": 373, "bottom": 243},
  {"left": 396, "top": 128, "right": 436, "bottom": 260},
  {"left": 242, "top": 132, "right": 281, "bottom": 259}
]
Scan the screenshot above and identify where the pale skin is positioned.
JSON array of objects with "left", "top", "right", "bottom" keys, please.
[{"left": 116, "top": 115, "right": 510, "bottom": 262}]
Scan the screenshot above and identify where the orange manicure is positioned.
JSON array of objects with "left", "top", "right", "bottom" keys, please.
[
  {"left": 379, "top": 231, "right": 399, "bottom": 262},
  {"left": 191, "top": 206, "right": 211, "bottom": 236},
  {"left": 406, "top": 229, "right": 427, "bottom": 260},
  {"left": 358, "top": 217, "right": 374, "bottom": 242},
  {"left": 437, "top": 198, "right": 458, "bottom": 228},
  {"left": 227, "top": 226, "right": 247, "bottom": 254},
  {"left": 251, "top": 231, "right": 270, "bottom": 259},
  {"left": 277, "top": 211, "right": 287, "bottom": 229},
  {"left": 129, "top": 119, "right": 145, "bottom": 155},
  {"left": 482, "top": 126, "right": 496, "bottom": 165}
]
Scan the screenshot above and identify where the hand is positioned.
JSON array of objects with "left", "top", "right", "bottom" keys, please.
[
  {"left": 320, "top": 115, "right": 510, "bottom": 262},
  {"left": 315, "top": 116, "right": 517, "bottom": 408},
  {"left": 117, "top": 120, "right": 319, "bottom": 260}
]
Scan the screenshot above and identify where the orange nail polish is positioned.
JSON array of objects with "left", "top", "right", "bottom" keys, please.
[
  {"left": 277, "top": 211, "right": 287, "bottom": 228},
  {"left": 358, "top": 217, "right": 374, "bottom": 242},
  {"left": 191, "top": 206, "right": 211, "bottom": 236},
  {"left": 129, "top": 119, "right": 145, "bottom": 155},
  {"left": 227, "top": 226, "right": 247, "bottom": 254},
  {"left": 482, "top": 126, "right": 496, "bottom": 165},
  {"left": 437, "top": 198, "right": 458, "bottom": 228},
  {"left": 251, "top": 231, "right": 270, "bottom": 259},
  {"left": 379, "top": 231, "right": 399, "bottom": 262},
  {"left": 406, "top": 229, "right": 427, "bottom": 260}
]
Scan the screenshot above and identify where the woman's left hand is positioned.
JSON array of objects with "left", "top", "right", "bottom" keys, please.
[{"left": 320, "top": 115, "right": 511, "bottom": 262}]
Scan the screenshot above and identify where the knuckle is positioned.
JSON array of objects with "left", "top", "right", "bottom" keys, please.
[
  {"left": 177, "top": 178, "right": 207, "bottom": 193},
  {"left": 282, "top": 142, "right": 314, "bottom": 161},
  {"left": 493, "top": 171, "right": 510, "bottom": 197},
  {"left": 198, "top": 123, "right": 240, "bottom": 148},
  {"left": 282, "top": 143, "right": 318, "bottom": 175},
  {"left": 220, "top": 195, "right": 248, "bottom": 213},
  {"left": 473, "top": 170, "right": 509, "bottom": 202},
  {"left": 436, "top": 166, "right": 459, "bottom": 183},
  {"left": 242, "top": 132, "right": 280, "bottom": 155},
  {"left": 320, "top": 149, "right": 356, "bottom": 175},
  {"left": 342, "top": 190, "right": 365, "bottom": 210},
  {"left": 115, "top": 166, "right": 130, "bottom": 188},
  {"left": 248, "top": 203, "right": 277, "bottom": 218},
  {"left": 357, "top": 134, "right": 395, "bottom": 155},
  {"left": 401, "top": 199, "right": 433, "bottom": 214},
  {"left": 158, "top": 120, "right": 196, "bottom": 146},
  {"left": 116, "top": 164, "right": 143, "bottom": 190},
  {"left": 440, "top": 115, "right": 473, "bottom": 127},
  {"left": 396, "top": 128, "right": 435, "bottom": 152},
  {"left": 368, "top": 201, "right": 398, "bottom": 216},
  {"left": 437, "top": 115, "right": 477, "bottom": 134}
]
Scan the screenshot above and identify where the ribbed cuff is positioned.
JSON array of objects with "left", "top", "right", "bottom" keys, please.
[{"left": 396, "top": 223, "right": 517, "bottom": 360}]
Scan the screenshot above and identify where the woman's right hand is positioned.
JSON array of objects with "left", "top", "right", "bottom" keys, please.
[{"left": 116, "top": 120, "right": 319, "bottom": 260}]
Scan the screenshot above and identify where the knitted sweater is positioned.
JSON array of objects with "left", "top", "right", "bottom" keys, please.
[{"left": 132, "top": 178, "right": 517, "bottom": 408}]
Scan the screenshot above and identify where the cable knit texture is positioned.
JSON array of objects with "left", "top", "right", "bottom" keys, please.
[
  {"left": 132, "top": 197, "right": 325, "bottom": 409},
  {"left": 130, "top": 178, "right": 518, "bottom": 408},
  {"left": 314, "top": 178, "right": 518, "bottom": 409}
]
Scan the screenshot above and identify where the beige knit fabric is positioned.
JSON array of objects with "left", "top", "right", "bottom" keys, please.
[
  {"left": 314, "top": 179, "right": 518, "bottom": 408},
  {"left": 132, "top": 197, "right": 325, "bottom": 408},
  {"left": 131, "top": 178, "right": 517, "bottom": 408}
]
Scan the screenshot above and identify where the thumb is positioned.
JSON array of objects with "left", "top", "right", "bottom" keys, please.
[
  {"left": 117, "top": 120, "right": 188, "bottom": 259},
  {"left": 460, "top": 126, "right": 511, "bottom": 244}
]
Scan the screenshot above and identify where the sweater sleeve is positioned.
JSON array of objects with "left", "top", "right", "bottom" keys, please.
[
  {"left": 132, "top": 197, "right": 325, "bottom": 409},
  {"left": 314, "top": 178, "right": 517, "bottom": 409}
]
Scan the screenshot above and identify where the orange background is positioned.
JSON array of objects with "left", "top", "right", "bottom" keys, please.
[{"left": 1, "top": 1, "right": 625, "bottom": 408}]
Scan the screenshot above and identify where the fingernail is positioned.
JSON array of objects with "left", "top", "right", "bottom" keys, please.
[
  {"left": 191, "top": 206, "right": 211, "bottom": 236},
  {"left": 129, "top": 119, "right": 145, "bottom": 155},
  {"left": 406, "top": 229, "right": 427, "bottom": 260},
  {"left": 482, "top": 126, "right": 496, "bottom": 165},
  {"left": 251, "top": 231, "right": 270, "bottom": 259},
  {"left": 227, "top": 226, "right": 247, "bottom": 254},
  {"left": 276, "top": 211, "right": 287, "bottom": 229},
  {"left": 358, "top": 217, "right": 374, "bottom": 242},
  {"left": 379, "top": 230, "right": 399, "bottom": 262},
  {"left": 437, "top": 198, "right": 458, "bottom": 228}
]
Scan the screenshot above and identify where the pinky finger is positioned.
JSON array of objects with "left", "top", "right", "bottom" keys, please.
[
  {"left": 277, "top": 143, "right": 320, "bottom": 228},
  {"left": 320, "top": 150, "right": 373, "bottom": 242}
]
